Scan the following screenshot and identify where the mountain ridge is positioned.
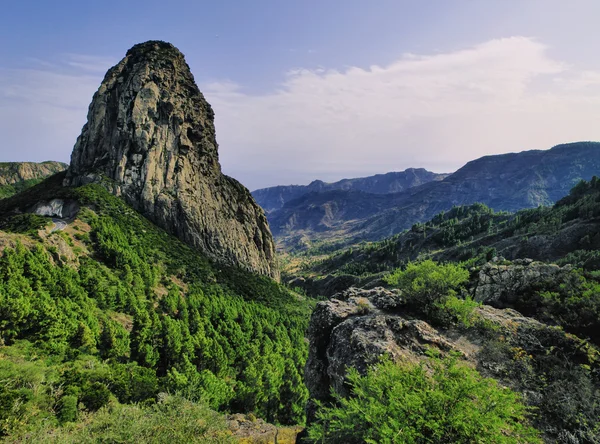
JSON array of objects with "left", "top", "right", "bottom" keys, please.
[
  {"left": 269, "top": 141, "right": 600, "bottom": 249},
  {"left": 252, "top": 167, "right": 447, "bottom": 213}
]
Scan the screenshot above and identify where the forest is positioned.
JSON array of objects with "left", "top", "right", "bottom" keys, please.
[
  {"left": 1, "top": 177, "right": 600, "bottom": 442},
  {"left": 0, "top": 180, "right": 312, "bottom": 440}
]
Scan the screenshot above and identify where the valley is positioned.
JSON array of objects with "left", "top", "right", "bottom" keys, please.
[{"left": 0, "top": 39, "right": 599, "bottom": 444}]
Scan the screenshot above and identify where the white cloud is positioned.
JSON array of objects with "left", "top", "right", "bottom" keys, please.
[
  {"left": 1, "top": 38, "right": 600, "bottom": 189},
  {"left": 203, "top": 37, "right": 600, "bottom": 189}
]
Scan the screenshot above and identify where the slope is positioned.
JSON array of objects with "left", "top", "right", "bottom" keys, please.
[
  {"left": 252, "top": 168, "right": 446, "bottom": 213},
  {"left": 0, "top": 173, "right": 311, "bottom": 440},
  {"left": 0, "top": 161, "right": 67, "bottom": 199},
  {"left": 270, "top": 141, "right": 600, "bottom": 249}
]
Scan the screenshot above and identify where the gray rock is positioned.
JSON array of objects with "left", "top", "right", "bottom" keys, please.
[
  {"left": 29, "top": 199, "right": 79, "bottom": 218},
  {"left": 474, "top": 259, "right": 568, "bottom": 306},
  {"left": 64, "top": 41, "right": 278, "bottom": 279}
]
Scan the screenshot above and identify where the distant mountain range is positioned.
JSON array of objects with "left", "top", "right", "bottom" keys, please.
[
  {"left": 264, "top": 142, "right": 600, "bottom": 249},
  {"left": 252, "top": 168, "right": 447, "bottom": 213}
]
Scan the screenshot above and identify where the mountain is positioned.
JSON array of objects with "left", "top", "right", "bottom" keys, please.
[
  {"left": 62, "top": 41, "right": 278, "bottom": 279},
  {"left": 252, "top": 168, "right": 447, "bottom": 213},
  {"left": 270, "top": 142, "right": 600, "bottom": 248},
  {"left": 0, "top": 174, "right": 311, "bottom": 437},
  {"left": 0, "top": 161, "right": 67, "bottom": 199},
  {"left": 295, "top": 178, "right": 600, "bottom": 295}
]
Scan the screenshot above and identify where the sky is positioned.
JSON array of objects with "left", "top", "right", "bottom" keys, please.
[{"left": 2, "top": 1, "right": 600, "bottom": 190}]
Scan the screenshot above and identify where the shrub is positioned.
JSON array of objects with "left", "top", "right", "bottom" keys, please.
[
  {"left": 385, "top": 260, "right": 469, "bottom": 306},
  {"left": 308, "top": 353, "right": 541, "bottom": 443},
  {"left": 57, "top": 395, "right": 78, "bottom": 423}
]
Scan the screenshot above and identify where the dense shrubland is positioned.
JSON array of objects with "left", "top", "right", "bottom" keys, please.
[
  {"left": 308, "top": 354, "right": 541, "bottom": 444},
  {"left": 0, "top": 181, "right": 311, "bottom": 438},
  {"left": 2, "top": 176, "right": 600, "bottom": 441}
]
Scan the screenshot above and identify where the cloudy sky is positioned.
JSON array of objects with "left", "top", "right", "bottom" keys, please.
[{"left": 2, "top": 1, "right": 600, "bottom": 190}]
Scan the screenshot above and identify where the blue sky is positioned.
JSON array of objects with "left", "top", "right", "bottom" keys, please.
[{"left": 2, "top": 1, "right": 600, "bottom": 189}]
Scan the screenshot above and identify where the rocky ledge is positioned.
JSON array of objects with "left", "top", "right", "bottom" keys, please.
[{"left": 474, "top": 257, "right": 570, "bottom": 306}]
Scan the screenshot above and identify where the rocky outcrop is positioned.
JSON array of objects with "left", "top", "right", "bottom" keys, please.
[
  {"left": 304, "top": 287, "right": 600, "bottom": 439},
  {"left": 63, "top": 41, "right": 278, "bottom": 279},
  {"left": 474, "top": 258, "right": 570, "bottom": 306},
  {"left": 306, "top": 287, "right": 449, "bottom": 415},
  {"left": 0, "top": 161, "right": 67, "bottom": 186},
  {"left": 29, "top": 199, "right": 79, "bottom": 219},
  {"left": 227, "top": 413, "right": 301, "bottom": 443}
]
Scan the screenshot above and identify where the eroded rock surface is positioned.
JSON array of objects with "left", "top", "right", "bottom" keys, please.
[
  {"left": 304, "top": 286, "right": 600, "bottom": 439},
  {"left": 64, "top": 41, "right": 278, "bottom": 279},
  {"left": 474, "top": 258, "right": 570, "bottom": 306},
  {"left": 0, "top": 161, "right": 67, "bottom": 186},
  {"left": 30, "top": 199, "right": 79, "bottom": 219}
]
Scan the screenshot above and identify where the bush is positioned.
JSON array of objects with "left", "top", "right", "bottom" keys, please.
[
  {"left": 11, "top": 395, "right": 233, "bottom": 443},
  {"left": 385, "top": 260, "right": 469, "bottom": 306},
  {"left": 57, "top": 396, "right": 78, "bottom": 423},
  {"left": 308, "top": 353, "right": 541, "bottom": 443},
  {"left": 385, "top": 260, "right": 470, "bottom": 326}
]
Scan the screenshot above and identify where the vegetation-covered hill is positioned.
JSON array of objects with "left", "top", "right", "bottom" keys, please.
[
  {"left": 0, "top": 161, "right": 67, "bottom": 199},
  {"left": 0, "top": 173, "right": 311, "bottom": 440},
  {"left": 301, "top": 175, "right": 600, "bottom": 280},
  {"left": 269, "top": 142, "right": 600, "bottom": 250}
]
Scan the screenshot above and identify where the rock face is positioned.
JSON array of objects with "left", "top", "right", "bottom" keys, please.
[
  {"left": 474, "top": 258, "right": 569, "bottom": 306},
  {"left": 305, "top": 287, "right": 448, "bottom": 416},
  {"left": 0, "top": 161, "right": 67, "bottom": 186},
  {"left": 30, "top": 199, "right": 79, "bottom": 219},
  {"left": 64, "top": 41, "right": 278, "bottom": 279},
  {"left": 304, "top": 286, "right": 600, "bottom": 439}
]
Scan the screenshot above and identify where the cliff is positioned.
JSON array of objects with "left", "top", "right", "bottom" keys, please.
[{"left": 63, "top": 41, "right": 279, "bottom": 279}]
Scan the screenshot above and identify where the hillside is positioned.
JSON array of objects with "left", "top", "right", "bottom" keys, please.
[
  {"left": 289, "top": 177, "right": 600, "bottom": 302},
  {"left": 269, "top": 142, "right": 600, "bottom": 250},
  {"left": 0, "top": 173, "right": 311, "bottom": 440},
  {"left": 252, "top": 168, "right": 446, "bottom": 213},
  {"left": 0, "top": 161, "right": 67, "bottom": 199}
]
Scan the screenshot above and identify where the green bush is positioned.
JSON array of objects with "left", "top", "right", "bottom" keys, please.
[
  {"left": 57, "top": 396, "right": 78, "bottom": 423},
  {"left": 10, "top": 395, "right": 233, "bottom": 443},
  {"left": 308, "top": 353, "right": 541, "bottom": 443},
  {"left": 385, "top": 260, "right": 469, "bottom": 306},
  {"left": 385, "top": 260, "right": 471, "bottom": 326}
]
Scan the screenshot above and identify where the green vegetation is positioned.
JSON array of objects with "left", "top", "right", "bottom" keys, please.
[
  {"left": 0, "top": 181, "right": 311, "bottom": 439},
  {"left": 308, "top": 353, "right": 540, "bottom": 444},
  {"left": 385, "top": 260, "right": 477, "bottom": 328},
  {"left": 0, "top": 213, "right": 50, "bottom": 235},
  {"left": 477, "top": 328, "right": 600, "bottom": 442},
  {"left": 9, "top": 394, "right": 233, "bottom": 443},
  {"left": 0, "top": 178, "right": 45, "bottom": 200},
  {"left": 507, "top": 267, "right": 600, "bottom": 343}
]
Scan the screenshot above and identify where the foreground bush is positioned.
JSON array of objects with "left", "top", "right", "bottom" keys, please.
[
  {"left": 9, "top": 395, "right": 233, "bottom": 444},
  {"left": 308, "top": 353, "right": 541, "bottom": 444}
]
